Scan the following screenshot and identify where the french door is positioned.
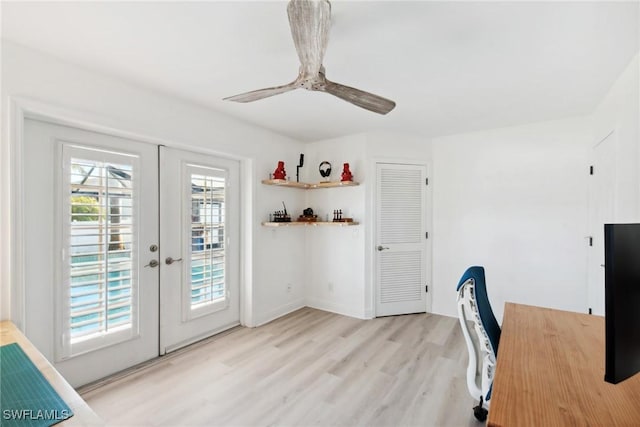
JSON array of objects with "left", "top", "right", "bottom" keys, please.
[
  {"left": 159, "top": 147, "right": 240, "bottom": 354},
  {"left": 22, "top": 118, "right": 239, "bottom": 386},
  {"left": 375, "top": 163, "right": 429, "bottom": 316}
]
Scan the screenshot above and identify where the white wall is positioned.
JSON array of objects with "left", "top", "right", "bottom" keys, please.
[
  {"left": 0, "top": 39, "right": 445, "bottom": 328},
  {"left": 302, "top": 132, "right": 432, "bottom": 319},
  {"left": 431, "top": 118, "right": 592, "bottom": 322},
  {"left": 2, "top": 41, "right": 636, "bottom": 333},
  {"left": 303, "top": 134, "right": 368, "bottom": 317},
  {"left": 0, "top": 41, "right": 306, "bottom": 326},
  {"left": 590, "top": 53, "right": 640, "bottom": 221},
  {"left": 586, "top": 53, "right": 640, "bottom": 315}
]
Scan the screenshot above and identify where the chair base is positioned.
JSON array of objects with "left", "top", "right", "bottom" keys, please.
[{"left": 473, "top": 397, "right": 488, "bottom": 422}]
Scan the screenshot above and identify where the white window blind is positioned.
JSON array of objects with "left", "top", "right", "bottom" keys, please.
[
  {"left": 188, "top": 169, "right": 227, "bottom": 315},
  {"left": 61, "top": 144, "right": 140, "bottom": 357}
]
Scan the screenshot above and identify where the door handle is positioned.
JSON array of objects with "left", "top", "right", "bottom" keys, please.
[
  {"left": 165, "top": 257, "right": 183, "bottom": 265},
  {"left": 377, "top": 245, "right": 390, "bottom": 251},
  {"left": 144, "top": 259, "right": 159, "bottom": 268}
]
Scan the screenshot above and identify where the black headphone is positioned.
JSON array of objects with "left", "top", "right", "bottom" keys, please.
[{"left": 319, "top": 161, "right": 332, "bottom": 178}]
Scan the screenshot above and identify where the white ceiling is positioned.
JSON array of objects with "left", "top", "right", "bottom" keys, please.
[{"left": 2, "top": 1, "right": 639, "bottom": 142}]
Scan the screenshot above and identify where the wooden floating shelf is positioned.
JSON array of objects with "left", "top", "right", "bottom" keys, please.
[
  {"left": 261, "top": 221, "right": 360, "bottom": 227},
  {"left": 261, "top": 179, "right": 309, "bottom": 189},
  {"left": 261, "top": 179, "right": 360, "bottom": 189},
  {"left": 312, "top": 181, "right": 360, "bottom": 189}
]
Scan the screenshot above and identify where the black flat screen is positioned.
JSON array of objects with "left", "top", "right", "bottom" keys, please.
[{"left": 604, "top": 223, "right": 640, "bottom": 384}]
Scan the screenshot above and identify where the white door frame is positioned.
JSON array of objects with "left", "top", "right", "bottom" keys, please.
[
  {"left": 586, "top": 128, "right": 617, "bottom": 316},
  {"left": 5, "top": 97, "right": 253, "bottom": 332},
  {"left": 365, "top": 158, "right": 433, "bottom": 318}
]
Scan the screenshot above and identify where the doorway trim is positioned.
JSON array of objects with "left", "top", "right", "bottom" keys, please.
[
  {"left": 586, "top": 127, "right": 617, "bottom": 316},
  {"left": 5, "top": 97, "right": 253, "bottom": 332},
  {"left": 365, "top": 157, "right": 433, "bottom": 318}
]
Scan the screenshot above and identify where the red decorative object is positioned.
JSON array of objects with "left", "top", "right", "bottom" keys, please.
[
  {"left": 341, "top": 163, "right": 353, "bottom": 182},
  {"left": 273, "top": 161, "right": 286, "bottom": 180}
]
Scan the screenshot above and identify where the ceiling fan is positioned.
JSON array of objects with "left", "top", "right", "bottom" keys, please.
[{"left": 224, "top": 0, "right": 396, "bottom": 115}]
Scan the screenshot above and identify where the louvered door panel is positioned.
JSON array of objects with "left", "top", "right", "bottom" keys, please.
[
  {"left": 380, "top": 168, "right": 423, "bottom": 244},
  {"left": 380, "top": 251, "right": 422, "bottom": 303},
  {"left": 376, "top": 163, "right": 427, "bottom": 316}
]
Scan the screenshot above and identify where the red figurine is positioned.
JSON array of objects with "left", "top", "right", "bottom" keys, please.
[
  {"left": 341, "top": 163, "right": 353, "bottom": 182},
  {"left": 273, "top": 161, "right": 286, "bottom": 180}
]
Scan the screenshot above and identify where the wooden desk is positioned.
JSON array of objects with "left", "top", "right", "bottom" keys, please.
[
  {"left": 0, "top": 321, "right": 103, "bottom": 426},
  {"left": 488, "top": 303, "right": 640, "bottom": 426}
]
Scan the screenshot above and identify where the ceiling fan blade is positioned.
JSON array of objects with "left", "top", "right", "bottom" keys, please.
[
  {"left": 287, "top": 0, "right": 331, "bottom": 76},
  {"left": 224, "top": 81, "right": 299, "bottom": 103},
  {"left": 323, "top": 79, "right": 396, "bottom": 115}
]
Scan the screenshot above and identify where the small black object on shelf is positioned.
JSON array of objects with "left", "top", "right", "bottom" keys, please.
[
  {"left": 296, "top": 154, "right": 304, "bottom": 183},
  {"left": 272, "top": 211, "right": 291, "bottom": 222},
  {"left": 319, "top": 161, "right": 332, "bottom": 180},
  {"left": 271, "top": 201, "right": 291, "bottom": 222},
  {"left": 298, "top": 207, "right": 317, "bottom": 222}
]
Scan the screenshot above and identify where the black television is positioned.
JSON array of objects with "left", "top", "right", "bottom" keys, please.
[{"left": 604, "top": 223, "right": 640, "bottom": 384}]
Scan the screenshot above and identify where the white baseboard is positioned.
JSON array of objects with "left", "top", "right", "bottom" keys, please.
[
  {"left": 430, "top": 308, "right": 457, "bottom": 319},
  {"left": 253, "top": 298, "right": 306, "bottom": 327},
  {"left": 305, "top": 297, "right": 367, "bottom": 319}
]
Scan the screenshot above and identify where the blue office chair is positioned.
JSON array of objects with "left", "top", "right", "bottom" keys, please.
[{"left": 456, "top": 266, "right": 501, "bottom": 422}]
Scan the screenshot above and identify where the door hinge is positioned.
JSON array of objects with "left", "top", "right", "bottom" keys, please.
[
  {"left": 425, "top": 232, "right": 429, "bottom": 239},
  {"left": 588, "top": 236, "right": 593, "bottom": 247},
  {"left": 588, "top": 308, "right": 592, "bottom": 315},
  {"left": 589, "top": 165, "right": 594, "bottom": 175},
  {"left": 425, "top": 178, "right": 429, "bottom": 185},
  {"left": 425, "top": 285, "right": 429, "bottom": 293}
]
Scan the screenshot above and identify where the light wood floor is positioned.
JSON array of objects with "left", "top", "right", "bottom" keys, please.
[{"left": 81, "top": 308, "right": 481, "bottom": 426}]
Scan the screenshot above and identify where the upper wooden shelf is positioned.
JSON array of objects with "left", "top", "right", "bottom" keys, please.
[
  {"left": 261, "top": 179, "right": 309, "bottom": 189},
  {"left": 261, "top": 179, "right": 360, "bottom": 189}
]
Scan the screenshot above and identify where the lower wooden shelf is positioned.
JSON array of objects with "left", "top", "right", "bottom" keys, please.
[{"left": 261, "top": 221, "right": 359, "bottom": 227}]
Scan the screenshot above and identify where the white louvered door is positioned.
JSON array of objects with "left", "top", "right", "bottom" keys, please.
[{"left": 375, "top": 163, "right": 428, "bottom": 316}]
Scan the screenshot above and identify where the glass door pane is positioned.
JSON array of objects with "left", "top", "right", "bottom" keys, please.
[
  {"left": 189, "top": 171, "right": 227, "bottom": 315},
  {"left": 63, "top": 146, "right": 140, "bottom": 357},
  {"left": 159, "top": 147, "right": 240, "bottom": 354}
]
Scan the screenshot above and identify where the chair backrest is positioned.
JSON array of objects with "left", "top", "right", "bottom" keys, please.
[
  {"left": 456, "top": 266, "right": 501, "bottom": 403},
  {"left": 457, "top": 266, "right": 501, "bottom": 356}
]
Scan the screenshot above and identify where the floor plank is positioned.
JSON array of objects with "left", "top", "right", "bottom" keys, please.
[{"left": 82, "top": 308, "right": 482, "bottom": 426}]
